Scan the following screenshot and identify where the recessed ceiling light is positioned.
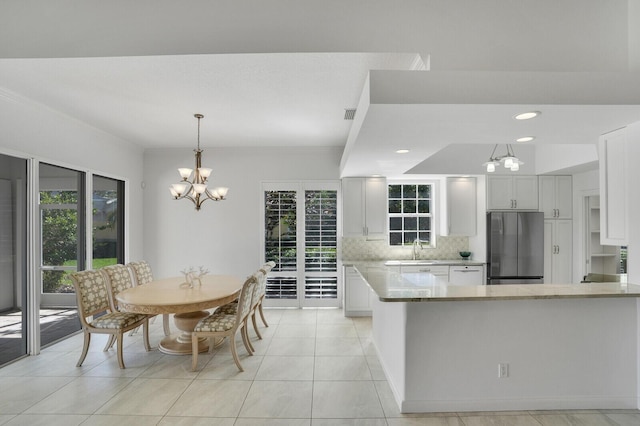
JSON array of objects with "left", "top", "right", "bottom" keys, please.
[
  {"left": 516, "top": 136, "right": 535, "bottom": 143},
  {"left": 514, "top": 111, "right": 540, "bottom": 120},
  {"left": 396, "top": 149, "right": 410, "bottom": 154}
]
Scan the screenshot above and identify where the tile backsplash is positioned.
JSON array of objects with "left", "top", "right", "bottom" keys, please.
[{"left": 341, "top": 236, "right": 470, "bottom": 261}]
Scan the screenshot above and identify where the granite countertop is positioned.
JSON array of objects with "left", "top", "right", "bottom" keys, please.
[{"left": 353, "top": 262, "right": 640, "bottom": 302}]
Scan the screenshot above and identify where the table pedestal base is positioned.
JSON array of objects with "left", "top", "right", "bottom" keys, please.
[{"left": 158, "top": 310, "right": 210, "bottom": 355}]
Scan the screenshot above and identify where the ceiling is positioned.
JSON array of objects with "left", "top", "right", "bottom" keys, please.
[{"left": 1, "top": 1, "right": 639, "bottom": 178}]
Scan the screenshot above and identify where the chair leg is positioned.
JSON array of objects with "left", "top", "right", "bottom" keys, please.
[
  {"left": 116, "top": 333, "right": 125, "bottom": 369},
  {"left": 76, "top": 330, "right": 91, "bottom": 367},
  {"left": 251, "top": 310, "right": 262, "bottom": 340},
  {"left": 103, "top": 334, "right": 116, "bottom": 351},
  {"left": 142, "top": 320, "right": 151, "bottom": 352},
  {"left": 258, "top": 302, "right": 269, "bottom": 327},
  {"left": 191, "top": 333, "right": 199, "bottom": 371},
  {"left": 230, "top": 332, "right": 244, "bottom": 372},
  {"left": 241, "top": 320, "right": 254, "bottom": 354},
  {"left": 162, "top": 314, "right": 171, "bottom": 336}
]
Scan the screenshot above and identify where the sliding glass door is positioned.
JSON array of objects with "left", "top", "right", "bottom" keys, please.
[
  {"left": 0, "top": 154, "right": 27, "bottom": 366},
  {"left": 39, "top": 164, "right": 85, "bottom": 346}
]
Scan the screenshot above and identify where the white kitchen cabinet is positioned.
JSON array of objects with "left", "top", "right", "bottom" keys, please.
[
  {"left": 448, "top": 265, "right": 484, "bottom": 285},
  {"left": 400, "top": 264, "right": 449, "bottom": 278},
  {"left": 342, "top": 177, "right": 387, "bottom": 240},
  {"left": 598, "top": 128, "right": 628, "bottom": 245},
  {"left": 543, "top": 219, "right": 572, "bottom": 283},
  {"left": 538, "top": 176, "right": 572, "bottom": 219},
  {"left": 487, "top": 175, "right": 538, "bottom": 210},
  {"left": 444, "top": 177, "right": 476, "bottom": 236},
  {"left": 344, "top": 266, "right": 372, "bottom": 317}
]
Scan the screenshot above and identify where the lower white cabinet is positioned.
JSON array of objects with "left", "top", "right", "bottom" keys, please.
[
  {"left": 344, "top": 266, "right": 373, "bottom": 317},
  {"left": 448, "top": 265, "right": 485, "bottom": 285}
]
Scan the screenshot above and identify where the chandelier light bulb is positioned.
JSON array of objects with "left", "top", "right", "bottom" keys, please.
[
  {"left": 504, "top": 157, "right": 514, "bottom": 168},
  {"left": 511, "top": 162, "right": 520, "bottom": 171},
  {"left": 178, "top": 168, "right": 193, "bottom": 180},
  {"left": 486, "top": 163, "right": 496, "bottom": 173}
]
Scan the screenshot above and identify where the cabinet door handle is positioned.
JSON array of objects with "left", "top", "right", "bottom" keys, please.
[
  {"left": 514, "top": 200, "right": 517, "bottom": 209},
  {"left": 456, "top": 269, "right": 480, "bottom": 273}
]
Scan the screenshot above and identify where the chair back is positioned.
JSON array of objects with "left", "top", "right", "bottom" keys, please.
[
  {"left": 255, "top": 261, "right": 275, "bottom": 302},
  {"left": 251, "top": 269, "right": 266, "bottom": 308},
  {"left": 102, "top": 264, "right": 135, "bottom": 311},
  {"left": 236, "top": 275, "right": 258, "bottom": 322},
  {"left": 128, "top": 261, "right": 154, "bottom": 286},
  {"left": 71, "top": 269, "right": 110, "bottom": 326}
]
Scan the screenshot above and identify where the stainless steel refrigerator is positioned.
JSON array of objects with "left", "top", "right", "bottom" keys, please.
[{"left": 486, "top": 211, "right": 544, "bottom": 284}]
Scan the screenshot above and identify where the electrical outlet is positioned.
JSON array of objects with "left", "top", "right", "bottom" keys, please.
[{"left": 498, "top": 363, "right": 509, "bottom": 378}]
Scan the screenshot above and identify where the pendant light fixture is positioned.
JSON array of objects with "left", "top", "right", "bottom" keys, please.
[
  {"left": 169, "top": 114, "right": 228, "bottom": 210},
  {"left": 482, "top": 144, "right": 523, "bottom": 173}
]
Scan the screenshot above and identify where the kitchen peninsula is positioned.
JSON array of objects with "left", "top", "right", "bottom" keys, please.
[{"left": 355, "top": 263, "right": 640, "bottom": 413}]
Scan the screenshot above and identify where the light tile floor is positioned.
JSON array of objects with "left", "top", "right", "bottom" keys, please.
[{"left": 1, "top": 308, "right": 639, "bottom": 425}]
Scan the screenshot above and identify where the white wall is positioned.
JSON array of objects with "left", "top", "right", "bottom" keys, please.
[
  {"left": 0, "top": 92, "right": 146, "bottom": 261},
  {"left": 142, "top": 146, "right": 342, "bottom": 279}
]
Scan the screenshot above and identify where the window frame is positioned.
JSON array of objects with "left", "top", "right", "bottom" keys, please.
[{"left": 387, "top": 180, "right": 438, "bottom": 247}]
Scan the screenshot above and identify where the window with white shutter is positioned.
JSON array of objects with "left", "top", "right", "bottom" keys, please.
[{"left": 262, "top": 182, "right": 340, "bottom": 308}]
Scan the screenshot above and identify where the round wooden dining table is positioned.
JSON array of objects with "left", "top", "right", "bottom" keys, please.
[{"left": 116, "top": 274, "right": 243, "bottom": 355}]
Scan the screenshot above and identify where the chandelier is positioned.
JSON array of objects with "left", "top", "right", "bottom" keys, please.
[
  {"left": 169, "top": 114, "right": 228, "bottom": 210},
  {"left": 482, "top": 144, "right": 523, "bottom": 173}
]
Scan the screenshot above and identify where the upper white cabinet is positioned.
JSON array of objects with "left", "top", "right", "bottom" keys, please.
[
  {"left": 487, "top": 175, "right": 538, "bottom": 210},
  {"left": 598, "top": 128, "right": 628, "bottom": 245},
  {"left": 342, "top": 177, "right": 387, "bottom": 240},
  {"left": 444, "top": 177, "right": 476, "bottom": 236},
  {"left": 538, "top": 176, "right": 572, "bottom": 219}
]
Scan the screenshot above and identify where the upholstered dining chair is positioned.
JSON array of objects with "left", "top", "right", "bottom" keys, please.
[
  {"left": 253, "top": 261, "right": 276, "bottom": 331},
  {"left": 214, "top": 267, "right": 266, "bottom": 353},
  {"left": 191, "top": 274, "right": 258, "bottom": 372},
  {"left": 128, "top": 261, "right": 170, "bottom": 336},
  {"left": 71, "top": 269, "right": 151, "bottom": 369}
]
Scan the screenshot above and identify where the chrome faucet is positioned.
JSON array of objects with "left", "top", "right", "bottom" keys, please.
[{"left": 412, "top": 238, "right": 423, "bottom": 260}]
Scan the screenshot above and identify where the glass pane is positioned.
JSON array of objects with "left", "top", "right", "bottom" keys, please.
[
  {"left": 39, "top": 163, "right": 84, "bottom": 347},
  {"left": 93, "top": 175, "right": 123, "bottom": 269},
  {"left": 305, "top": 190, "right": 337, "bottom": 274},
  {"left": 389, "top": 232, "right": 402, "bottom": 246},
  {"left": 418, "top": 232, "right": 431, "bottom": 244},
  {"left": 0, "top": 154, "right": 28, "bottom": 366},
  {"left": 388, "top": 199, "right": 401, "bottom": 213},
  {"left": 404, "top": 217, "right": 417, "bottom": 230},
  {"left": 402, "top": 200, "right": 416, "bottom": 214},
  {"left": 41, "top": 207, "right": 78, "bottom": 270},
  {"left": 403, "top": 232, "right": 417, "bottom": 245},
  {"left": 388, "top": 185, "right": 402, "bottom": 199},
  {"left": 419, "top": 217, "right": 431, "bottom": 230},
  {"left": 418, "top": 200, "right": 430, "bottom": 214},
  {"left": 389, "top": 217, "right": 402, "bottom": 231},
  {"left": 403, "top": 185, "right": 416, "bottom": 198},
  {"left": 265, "top": 190, "right": 297, "bottom": 273},
  {"left": 418, "top": 185, "right": 431, "bottom": 198}
]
